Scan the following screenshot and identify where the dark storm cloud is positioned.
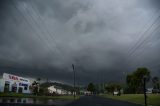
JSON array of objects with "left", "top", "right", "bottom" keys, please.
[{"left": 0, "top": 0, "right": 160, "bottom": 84}]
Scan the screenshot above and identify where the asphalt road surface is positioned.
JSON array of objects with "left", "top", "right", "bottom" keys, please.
[
  {"left": 0, "top": 96, "right": 142, "bottom": 106},
  {"left": 65, "top": 96, "right": 142, "bottom": 106}
]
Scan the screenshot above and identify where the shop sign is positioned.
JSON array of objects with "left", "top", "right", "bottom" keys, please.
[{"left": 3, "top": 73, "right": 29, "bottom": 83}]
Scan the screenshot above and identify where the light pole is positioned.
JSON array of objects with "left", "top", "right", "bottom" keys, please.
[
  {"left": 143, "top": 76, "right": 147, "bottom": 106},
  {"left": 72, "top": 64, "right": 75, "bottom": 100}
]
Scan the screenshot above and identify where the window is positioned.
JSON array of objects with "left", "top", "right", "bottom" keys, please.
[{"left": 24, "top": 86, "right": 28, "bottom": 90}]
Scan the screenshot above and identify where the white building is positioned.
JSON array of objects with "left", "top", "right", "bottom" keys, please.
[
  {"left": 48, "top": 85, "right": 71, "bottom": 95},
  {"left": 83, "top": 90, "right": 91, "bottom": 95},
  {"left": 0, "top": 73, "right": 31, "bottom": 94}
]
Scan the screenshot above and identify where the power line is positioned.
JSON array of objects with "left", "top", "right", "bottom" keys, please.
[
  {"left": 11, "top": 0, "right": 58, "bottom": 55},
  {"left": 126, "top": 14, "right": 160, "bottom": 68},
  {"left": 28, "top": 1, "right": 63, "bottom": 55},
  {"left": 130, "top": 21, "right": 160, "bottom": 58},
  {"left": 127, "top": 9, "right": 160, "bottom": 58},
  {"left": 122, "top": 8, "right": 160, "bottom": 71},
  {"left": 126, "top": 8, "right": 160, "bottom": 55},
  {"left": 21, "top": 4, "right": 57, "bottom": 53}
]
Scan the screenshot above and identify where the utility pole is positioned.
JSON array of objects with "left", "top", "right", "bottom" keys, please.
[
  {"left": 72, "top": 64, "right": 75, "bottom": 100},
  {"left": 143, "top": 76, "right": 147, "bottom": 106}
]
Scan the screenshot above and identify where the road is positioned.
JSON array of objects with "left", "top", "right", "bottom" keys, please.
[
  {"left": 65, "top": 96, "right": 142, "bottom": 106},
  {"left": 0, "top": 96, "right": 143, "bottom": 106}
]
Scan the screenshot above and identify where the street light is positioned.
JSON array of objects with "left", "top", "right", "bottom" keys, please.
[
  {"left": 72, "top": 64, "right": 75, "bottom": 100},
  {"left": 143, "top": 75, "right": 147, "bottom": 106}
]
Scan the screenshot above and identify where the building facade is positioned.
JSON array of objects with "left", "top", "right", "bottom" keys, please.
[
  {"left": 0, "top": 73, "right": 31, "bottom": 94},
  {"left": 48, "top": 85, "right": 71, "bottom": 95}
]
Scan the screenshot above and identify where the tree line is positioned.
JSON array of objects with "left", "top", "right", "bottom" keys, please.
[{"left": 87, "top": 67, "right": 160, "bottom": 94}]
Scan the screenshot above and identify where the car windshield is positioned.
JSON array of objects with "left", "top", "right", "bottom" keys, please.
[{"left": 0, "top": 0, "right": 160, "bottom": 106}]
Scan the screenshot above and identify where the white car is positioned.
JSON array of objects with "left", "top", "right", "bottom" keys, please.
[{"left": 113, "top": 91, "right": 118, "bottom": 95}]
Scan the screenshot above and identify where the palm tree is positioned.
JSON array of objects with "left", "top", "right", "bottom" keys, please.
[{"left": 31, "top": 78, "right": 41, "bottom": 95}]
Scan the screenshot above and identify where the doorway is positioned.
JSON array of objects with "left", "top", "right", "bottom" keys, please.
[
  {"left": 11, "top": 83, "right": 17, "bottom": 92},
  {"left": 18, "top": 87, "right": 23, "bottom": 93},
  {"left": 4, "top": 83, "right": 10, "bottom": 93}
]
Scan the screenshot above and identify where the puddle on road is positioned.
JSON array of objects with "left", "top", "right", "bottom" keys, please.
[{"left": 0, "top": 97, "right": 71, "bottom": 105}]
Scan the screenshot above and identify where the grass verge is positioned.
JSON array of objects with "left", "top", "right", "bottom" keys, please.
[
  {"left": 0, "top": 92, "right": 79, "bottom": 100},
  {"left": 100, "top": 94, "right": 160, "bottom": 106}
]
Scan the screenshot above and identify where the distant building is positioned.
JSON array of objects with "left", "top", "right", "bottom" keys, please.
[
  {"left": 146, "top": 88, "right": 153, "bottom": 94},
  {"left": 83, "top": 90, "right": 91, "bottom": 95},
  {"left": 48, "top": 85, "right": 71, "bottom": 95},
  {"left": 0, "top": 73, "right": 31, "bottom": 94}
]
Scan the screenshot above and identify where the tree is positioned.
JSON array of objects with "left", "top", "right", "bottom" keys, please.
[
  {"left": 31, "top": 78, "right": 41, "bottom": 95},
  {"left": 87, "top": 83, "right": 95, "bottom": 93},
  {"left": 126, "top": 67, "right": 150, "bottom": 93},
  {"left": 105, "top": 83, "right": 122, "bottom": 93},
  {"left": 39, "top": 87, "right": 49, "bottom": 96},
  {"left": 31, "top": 81, "right": 39, "bottom": 95},
  {"left": 152, "top": 76, "right": 160, "bottom": 89},
  {"left": 126, "top": 74, "right": 136, "bottom": 93}
]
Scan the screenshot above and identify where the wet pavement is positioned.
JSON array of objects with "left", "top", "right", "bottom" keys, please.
[
  {"left": 0, "top": 96, "right": 143, "bottom": 106},
  {"left": 0, "top": 97, "right": 73, "bottom": 106}
]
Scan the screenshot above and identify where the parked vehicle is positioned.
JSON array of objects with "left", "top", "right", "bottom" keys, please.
[
  {"left": 152, "top": 89, "right": 160, "bottom": 94},
  {"left": 113, "top": 91, "right": 121, "bottom": 96},
  {"left": 146, "top": 88, "right": 153, "bottom": 94}
]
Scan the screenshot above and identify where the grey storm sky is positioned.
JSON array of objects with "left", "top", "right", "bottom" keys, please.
[{"left": 0, "top": 0, "right": 160, "bottom": 84}]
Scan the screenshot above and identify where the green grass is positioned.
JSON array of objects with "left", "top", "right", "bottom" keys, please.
[
  {"left": 101, "top": 94, "right": 160, "bottom": 106},
  {"left": 0, "top": 92, "right": 79, "bottom": 100}
]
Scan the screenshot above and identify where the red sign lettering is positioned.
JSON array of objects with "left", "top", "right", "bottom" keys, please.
[{"left": 9, "top": 75, "right": 18, "bottom": 80}]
